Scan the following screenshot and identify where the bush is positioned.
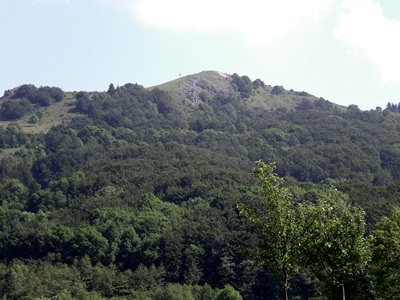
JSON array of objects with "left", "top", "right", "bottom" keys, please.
[
  {"left": 0, "top": 99, "right": 31, "bottom": 120},
  {"left": 271, "top": 85, "right": 285, "bottom": 95},
  {"left": 231, "top": 74, "right": 253, "bottom": 99},
  {"left": 213, "top": 285, "right": 242, "bottom": 300}
]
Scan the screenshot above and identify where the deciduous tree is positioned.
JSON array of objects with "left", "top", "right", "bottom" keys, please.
[
  {"left": 369, "top": 207, "right": 400, "bottom": 299},
  {"left": 238, "top": 161, "right": 307, "bottom": 300},
  {"left": 302, "top": 190, "right": 370, "bottom": 300}
]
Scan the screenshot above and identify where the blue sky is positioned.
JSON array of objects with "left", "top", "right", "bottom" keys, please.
[{"left": 1, "top": 0, "right": 400, "bottom": 110}]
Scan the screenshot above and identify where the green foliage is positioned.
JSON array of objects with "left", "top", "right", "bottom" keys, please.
[
  {"left": 11, "top": 84, "right": 64, "bottom": 106},
  {"left": 369, "top": 207, "right": 400, "bottom": 299},
  {"left": 0, "top": 178, "right": 28, "bottom": 209},
  {"left": 75, "top": 91, "right": 91, "bottom": 113},
  {"left": 13, "top": 84, "right": 38, "bottom": 99},
  {"left": 1, "top": 259, "right": 82, "bottom": 300},
  {"left": 252, "top": 79, "right": 264, "bottom": 89},
  {"left": 107, "top": 83, "right": 116, "bottom": 96},
  {"left": 71, "top": 227, "right": 109, "bottom": 264},
  {"left": 2, "top": 75, "right": 400, "bottom": 299},
  {"left": 153, "top": 283, "right": 195, "bottom": 300},
  {"left": 213, "top": 285, "right": 243, "bottom": 300},
  {"left": 301, "top": 190, "right": 370, "bottom": 298},
  {"left": 28, "top": 114, "right": 40, "bottom": 124},
  {"left": 238, "top": 161, "right": 306, "bottom": 299},
  {"left": 0, "top": 99, "right": 31, "bottom": 120},
  {"left": 231, "top": 74, "right": 253, "bottom": 99},
  {"left": 271, "top": 85, "right": 285, "bottom": 95},
  {"left": 239, "top": 162, "right": 373, "bottom": 299}
]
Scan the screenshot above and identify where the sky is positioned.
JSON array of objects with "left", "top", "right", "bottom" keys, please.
[{"left": 1, "top": 0, "right": 400, "bottom": 110}]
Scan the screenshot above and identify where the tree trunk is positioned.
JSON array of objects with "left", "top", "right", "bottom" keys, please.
[
  {"left": 342, "top": 283, "right": 345, "bottom": 300},
  {"left": 284, "top": 283, "right": 289, "bottom": 300},
  {"left": 283, "top": 267, "right": 289, "bottom": 300}
]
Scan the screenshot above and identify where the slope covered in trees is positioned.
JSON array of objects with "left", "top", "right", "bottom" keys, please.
[{"left": 0, "top": 72, "right": 399, "bottom": 299}]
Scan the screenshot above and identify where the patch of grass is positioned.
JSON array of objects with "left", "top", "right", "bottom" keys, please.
[
  {"left": 0, "top": 147, "right": 23, "bottom": 159},
  {"left": 2, "top": 93, "right": 85, "bottom": 134}
]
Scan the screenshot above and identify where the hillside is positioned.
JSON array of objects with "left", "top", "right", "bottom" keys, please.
[
  {"left": 0, "top": 70, "right": 339, "bottom": 134},
  {"left": 0, "top": 71, "right": 398, "bottom": 299},
  {"left": 152, "top": 70, "right": 334, "bottom": 112}
]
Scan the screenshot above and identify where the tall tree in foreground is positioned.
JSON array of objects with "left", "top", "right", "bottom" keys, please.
[
  {"left": 302, "top": 190, "right": 370, "bottom": 300},
  {"left": 238, "top": 161, "right": 371, "bottom": 300},
  {"left": 237, "top": 161, "right": 308, "bottom": 300},
  {"left": 369, "top": 207, "right": 400, "bottom": 299}
]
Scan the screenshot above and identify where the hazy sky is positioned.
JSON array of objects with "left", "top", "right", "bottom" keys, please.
[{"left": 1, "top": 0, "right": 400, "bottom": 110}]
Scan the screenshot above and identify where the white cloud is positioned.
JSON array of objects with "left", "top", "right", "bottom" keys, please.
[
  {"left": 132, "top": 0, "right": 333, "bottom": 44},
  {"left": 334, "top": 0, "right": 400, "bottom": 83}
]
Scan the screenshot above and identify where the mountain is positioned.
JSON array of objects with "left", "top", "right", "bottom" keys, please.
[
  {"left": 0, "top": 71, "right": 399, "bottom": 299},
  {"left": 0, "top": 70, "right": 340, "bottom": 134},
  {"left": 151, "top": 70, "right": 335, "bottom": 111}
]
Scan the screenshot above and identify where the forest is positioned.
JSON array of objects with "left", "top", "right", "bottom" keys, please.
[{"left": 0, "top": 73, "right": 399, "bottom": 299}]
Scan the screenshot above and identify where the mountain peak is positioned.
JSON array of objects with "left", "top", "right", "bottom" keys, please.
[
  {"left": 151, "top": 70, "right": 323, "bottom": 111},
  {"left": 151, "top": 70, "right": 236, "bottom": 106}
]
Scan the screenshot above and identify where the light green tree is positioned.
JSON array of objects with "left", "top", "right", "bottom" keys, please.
[
  {"left": 213, "top": 284, "right": 242, "bottom": 300},
  {"left": 302, "top": 190, "right": 370, "bottom": 300},
  {"left": 28, "top": 114, "right": 39, "bottom": 125},
  {"left": 369, "top": 207, "right": 400, "bottom": 299},
  {"left": 238, "top": 161, "right": 309, "bottom": 300}
]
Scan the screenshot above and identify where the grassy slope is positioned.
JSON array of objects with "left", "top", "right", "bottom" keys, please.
[
  {"left": 1, "top": 92, "right": 82, "bottom": 134},
  {"left": 1, "top": 70, "right": 342, "bottom": 134},
  {"left": 151, "top": 70, "right": 324, "bottom": 111}
]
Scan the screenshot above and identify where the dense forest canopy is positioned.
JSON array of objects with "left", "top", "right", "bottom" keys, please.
[{"left": 0, "top": 71, "right": 399, "bottom": 299}]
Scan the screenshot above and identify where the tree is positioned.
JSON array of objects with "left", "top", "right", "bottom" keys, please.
[
  {"left": 213, "top": 284, "right": 243, "bottom": 300},
  {"left": 70, "top": 227, "right": 109, "bottom": 264},
  {"left": 28, "top": 114, "right": 39, "bottom": 125},
  {"left": 296, "top": 99, "right": 315, "bottom": 111},
  {"left": 75, "top": 91, "right": 90, "bottom": 113},
  {"left": 238, "top": 161, "right": 308, "bottom": 300},
  {"left": 45, "top": 86, "right": 64, "bottom": 102},
  {"left": 271, "top": 85, "right": 285, "bottom": 95},
  {"left": 231, "top": 74, "right": 253, "bottom": 99},
  {"left": 252, "top": 79, "right": 265, "bottom": 89},
  {"left": 13, "top": 84, "right": 37, "bottom": 100},
  {"left": 107, "top": 83, "right": 116, "bottom": 96},
  {"left": 369, "top": 207, "right": 400, "bottom": 299},
  {"left": 0, "top": 178, "right": 29, "bottom": 209},
  {"left": 0, "top": 99, "right": 30, "bottom": 120},
  {"left": 347, "top": 104, "right": 360, "bottom": 112},
  {"left": 301, "top": 190, "right": 370, "bottom": 300}
]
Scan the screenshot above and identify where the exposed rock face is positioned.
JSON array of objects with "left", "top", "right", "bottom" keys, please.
[
  {"left": 178, "top": 71, "right": 237, "bottom": 105},
  {"left": 183, "top": 76, "right": 237, "bottom": 104}
]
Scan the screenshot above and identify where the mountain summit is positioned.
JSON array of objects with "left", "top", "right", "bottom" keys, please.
[
  {"left": 151, "top": 70, "right": 323, "bottom": 111},
  {"left": 0, "top": 70, "right": 339, "bottom": 133},
  {"left": 151, "top": 71, "right": 235, "bottom": 105}
]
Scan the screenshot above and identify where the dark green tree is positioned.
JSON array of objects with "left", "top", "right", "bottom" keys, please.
[
  {"left": 252, "top": 79, "right": 265, "bottom": 89},
  {"left": 0, "top": 99, "right": 30, "bottom": 120},
  {"left": 271, "top": 85, "right": 285, "bottom": 95},
  {"left": 231, "top": 74, "right": 253, "bottom": 99},
  {"left": 13, "top": 84, "right": 37, "bottom": 100},
  {"left": 107, "top": 83, "right": 116, "bottom": 96}
]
